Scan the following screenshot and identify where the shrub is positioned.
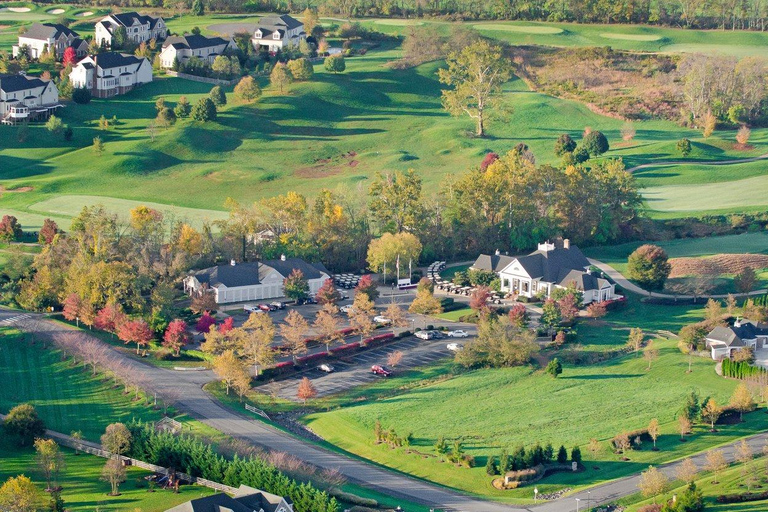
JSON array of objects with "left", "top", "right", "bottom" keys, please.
[
  {"left": 287, "top": 57, "right": 314, "bottom": 80},
  {"left": 72, "top": 87, "right": 91, "bottom": 104},
  {"left": 191, "top": 97, "right": 217, "bottom": 122},
  {"left": 582, "top": 130, "right": 609, "bottom": 156},
  {"left": 554, "top": 133, "right": 576, "bottom": 156},
  {"left": 209, "top": 85, "right": 226, "bottom": 107},
  {"left": 324, "top": 55, "right": 346, "bottom": 73},
  {"left": 676, "top": 138, "right": 692, "bottom": 157},
  {"left": 3, "top": 403, "right": 45, "bottom": 446}
]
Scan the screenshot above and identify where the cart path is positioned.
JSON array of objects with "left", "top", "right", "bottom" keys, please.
[{"left": 626, "top": 152, "right": 768, "bottom": 173}]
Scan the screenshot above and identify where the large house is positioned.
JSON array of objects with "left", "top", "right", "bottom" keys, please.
[
  {"left": 95, "top": 12, "right": 167, "bottom": 48},
  {"left": 251, "top": 14, "right": 305, "bottom": 52},
  {"left": 69, "top": 52, "right": 152, "bottom": 98},
  {"left": 0, "top": 74, "right": 61, "bottom": 125},
  {"left": 472, "top": 240, "right": 616, "bottom": 304},
  {"left": 13, "top": 23, "right": 88, "bottom": 60},
  {"left": 159, "top": 34, "right": 236, "bottom": 69},
  {"left": 184, "top": 256, "right": 331, "bottom": 304},
  {"left": 165, "top": 484, "right": 293, "bottom": 512},
  {"left": 706, "top": 319, "right": 768, "bottom": 360}
]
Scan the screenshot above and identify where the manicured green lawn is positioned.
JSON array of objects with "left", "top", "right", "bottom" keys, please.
[{"left": 0, "top": 436, "right": 216, "bottom": 512}]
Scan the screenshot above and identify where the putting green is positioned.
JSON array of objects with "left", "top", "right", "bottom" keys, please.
[
  {"left": 29, "top": 195, "right": 229, "bottom": 229},
  {"left": 475, "top": 24, "right": 563, "bottom": 34},
  {"left": 643, "top": 174, "right": 768, "bottom": 212},
  {"left": 373, "top": 19, "right": 423, "bottom": 26},
  {"left": 600, "top": 32, "right": 662, "bottom": 41}
]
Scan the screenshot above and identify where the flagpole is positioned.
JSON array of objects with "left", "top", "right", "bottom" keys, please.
[
  {"left": 409, "top": 259, "right": 412, "bottom": 282},
  {"left": 383, "top": 262, "right": 387, "bottom": 286},
  {"left": 396, "top": 254, "right": 400, "bottom": 283}
]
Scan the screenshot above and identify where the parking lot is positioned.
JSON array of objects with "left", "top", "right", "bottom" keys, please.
[{"left": 254, "top": 334, "right": 464, "bottom": 400}]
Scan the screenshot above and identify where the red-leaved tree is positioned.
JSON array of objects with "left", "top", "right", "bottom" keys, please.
[
  {"left": 508, "top": 303, "right": 528, "bottom": 328},
  {"left": 480, "top": 152, "right": 499, "bottom": 171},
  {"left": 196, "top": 311, "right": 216, "bottom": 333},
  {"left": 557, "top": 293, "right": 579, "bottom": 323},
  {"left": 63, "top": 46, "right": 77, "bottom": 67},
  {"left": 163, "top": 319, "right": 190, "bottom": 356},
  {"left": 218, "top": 316, "right": 234, "bottom": 334},
  {"left": 94, "top": 304, "right": 126, "bottom": 335},
  {"left": 117, "top": 319, "right": 153, "bottom": 354},
  {"left": 62, "top": 293, "right": 83, "bottom": 323},
  {"left": 355, "top": 274, "right": 379, "bottom": 301},
  {"left": 469, "top": 286, "right": 492, "bottom": 316},
  {"left": 38, "top": 218, "right": 59, "bottom": 244},
  {"left": 316, "top": 278, "right": 342, "bottom": 305}
]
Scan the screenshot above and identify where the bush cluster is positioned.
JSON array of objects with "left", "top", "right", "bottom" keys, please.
[{"left": 721, "top": 358, "right": 767, "bottom": 379}]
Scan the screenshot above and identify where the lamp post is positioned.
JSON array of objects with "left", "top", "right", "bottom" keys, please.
[
  {"left": 587, "top": 491, "right": 591, "bottom": 511},
  {"left": 534, "top": 488, "right": 538, "bottom": 502},
  {"left": 575, "top": 498, "right": 581, "bottom": 512}
]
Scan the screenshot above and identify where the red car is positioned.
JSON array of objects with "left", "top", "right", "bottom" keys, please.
[
  {"left": 257, "top": 304, "right": 271, "bottom": 312},
  {"left": 371, "top": 365, "right": 392, "bottom": 377}
]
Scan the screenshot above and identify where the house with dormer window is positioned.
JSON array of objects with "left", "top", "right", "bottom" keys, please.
[
  {"left": 0, "top": 74, "right": 61, "bottom": 124},
  {"left": 69, "top": 52, "right": 152, "bottom": 98},
  {"left": 95, "top": 12, "right": 167, "bottom": 48},
  {"left": 472, "top": 239, "right": 616, "bottom": 304},
  {"left": 251, "top": 14, "right": 305, "bottom": 52},
  {"left": 13, "top": 23, "right": 88, "bottom": 60},
  {"left": 165, "top": 484, "right": 293, "bottom": 512},
  {"left": 159, "top": 34, "right": 236, "bottom": 68}
]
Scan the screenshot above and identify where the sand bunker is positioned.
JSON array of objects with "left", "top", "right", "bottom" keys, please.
[
  {"left": 600, "top": 32, "right": 662, "bottom": 41},
  {"left": 6, "top": 7, "right": 32, "bottom": 12},
  {"left": 48, "top": 8, "right": 66, "bottom": 14},
  {"left": 475, "top": 24, "right": 563, "bottom": 34},
  {"left": 76, "top": 11, "right": 94, "bottom": 17}
]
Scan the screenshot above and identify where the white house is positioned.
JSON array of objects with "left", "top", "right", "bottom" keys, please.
[
  {"left": 69, "top": 52, "right": 152, "bottom": 98},
  {"left": 706, "top": 319, "right": 768, "bottom": 360},
  {"left": 159, "top": 34, "right": 236, "bottom": 68},
  {"left": 165, "top": 484, "right": 293, "bottom": 512},
  {"left": 183, "top": 256, "right": 331, "bottom": 304},
  {"left": 0, "top": 74, "right": 61, "bottom": 125},
  {"left": 472, "top": 240, "right": 616, "bottom": 304},
  {"left": 251, "top": 14, "right": 305, "bottom": 52},
  {"left": 95, "top": 12, "right": 167, "bottom": 48},
  {"left": 13, "top": 23, "right": 88, "bottom": 60}
]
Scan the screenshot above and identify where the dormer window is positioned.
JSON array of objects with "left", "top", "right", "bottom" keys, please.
[{"left": 273, "top": 32, "right": 280, "bottom": 39}]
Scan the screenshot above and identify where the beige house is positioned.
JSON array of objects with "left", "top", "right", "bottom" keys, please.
[
  {"left": 251, "top": 14, "right": 305, "bottom": 52},
  {"left": 69, "top": 52, "right": 152, "bottom": 98},
  {"left": 159, "top": 34, "right": 236, "bottom": 68},
  {"left": 95, "top": 12, "right": 167, "bottom": 48},
  {"left": 13, "top": 23, "right": 88, "bottom": 60},
  {"left": 0, "top": 74, "right": 61, "bottom": 124}
]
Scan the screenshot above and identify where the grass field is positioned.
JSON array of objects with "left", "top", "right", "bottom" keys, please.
[{"left": 0, "top": 436, "right": 215, "bottom": 512}]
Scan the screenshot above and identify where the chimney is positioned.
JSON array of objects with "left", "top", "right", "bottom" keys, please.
[
  {"left": 495, "top": 249, "right": 500, "bottom": 256},
  {"left": 563, "top": 239, "right": 570, "bottom": 249},
  {"left": 230, "top": 259, "right": 236, "bottom": 266},
  {"left": 280, "top": 254, "right": 286, "bottom": 261}
]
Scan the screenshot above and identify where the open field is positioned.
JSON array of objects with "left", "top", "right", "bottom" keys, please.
[{"left": 0, "top": 436, "right": 215, "bottom": 512}]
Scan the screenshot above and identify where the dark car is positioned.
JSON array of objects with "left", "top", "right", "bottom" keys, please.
[
  {"left": 270, "top": 301, "right": 286, "bottom": 310},
  {"left": 371, "top": 365, "right": 393, "bottom": 377}
]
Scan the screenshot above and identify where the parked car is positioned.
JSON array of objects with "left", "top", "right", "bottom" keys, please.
[
  {"left": 447, "top": 330, "right": 469, "bottom": 338},
  {"left": 318, "top": 363, "right": 335, "bottom": 373},
  {"left": 267, "top": 304, "right": 279, "bottom": 312},
  {"left": 447, "top": 342, "right": 464, "bottom": 352},
  {"left": 340, "top": 304, "right": 354, "bottom": 314},
  {"left": 270, "top": 301, "right": 285, "bottom": 310},
  {"left": 257, "top": 304, "right": 271, "bottom": 312},
  {"left": 415, "top": 330, "right": 432, "bottom": 340},
  {"left": 429, "top": 330, "right": 445, "bottom": 339},
  {"left": 371, "top": 365, "right": 392, "bottom": 377},
  {"left": 339, "top": 294, "right": 350, "bottom": 301},
  {"left": 297, "top": 297, "right": 317, "bottom": 306},
  {"left": 244, "top": 304, "right": 260, "bottom": 313},
  {"left": 373, "top": 315, "right": 391, "bottom": 324}
]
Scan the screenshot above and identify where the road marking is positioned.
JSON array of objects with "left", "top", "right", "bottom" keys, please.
[{"left": 0, "top": 314, "right": 32, "bottom": 326}]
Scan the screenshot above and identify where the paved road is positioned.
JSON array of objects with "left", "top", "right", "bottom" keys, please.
[{"left": 5, "top": 308, "right": 768, "bottom": 512}]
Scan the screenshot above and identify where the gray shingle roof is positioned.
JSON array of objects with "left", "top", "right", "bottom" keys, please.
[
  {"left": 23, "top": 23, "right": 78, "bottom": 41},
  {"left": 472, "top": 253, "right": 516, "bottom": 273},
  {"left": 707, "top": 321, "right": 768, "bottom": 347},
  {"left": 262, "top": 257, "right": 326, "bottom": 280},
  {"left": 257, "top": 14, "right": 303, "bottom": 31},
  {"left": 192, "top": 258, "right": 327, "bottom": 289},
  {"left": 93, "top": 52, "right": 145, "bottom": 69},
  {"left": 163, "top": 34, "right": 228, "bottom": 50},
  {"left": 164, "top": 485, "right": 290, "bottom": 512},
  {"left": 110, "top": 11, "right": 156, "bottom": 28},
  {"left": 0, "top": 74, "right": 47, "bottom": 93}
]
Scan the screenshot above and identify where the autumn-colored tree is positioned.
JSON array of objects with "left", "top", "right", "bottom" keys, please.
[
  {"left": 366, "top": 232, "right": 423, "bottom": 271},
  {"left": 34, "top": 438, "right": 64, "bottom": 491},
  {"left": 586, "top": 301, "right": 607, "bottom": 319},
  {"left": 94, "top": 304, "right": 126, "bottom": 335},
  {"left": 508, "top": 303, "right": 528, "bottom": 328},
  {"left": 129, "top": 205, "right": 163, "bottom": 236},
  {"left": 101, "top": 423, "right": 131, "bottom": 456},
  {"left": 409, "top": 278, "right": 443, "bottom": 328},
  {"left": 638, "top": 466, "right": 669, "bottom": 503},
  {"left": 281, "top": 310, "right": 309, "bottom": 362},
  {"left": 316, "top": 278, "right": 342, "bottom": 305},
  {"left": 234, "top": 76, "right": 261, "bottom": 103},
  {"left": 240, "top": 313, "right": 275, "bottom": 376},
  {"left": 734, "top": 267, "right": 757, "bottom": 294},
  {"left": 627, "top": 245, "right": 671, "bottom": 292},
  {"left": 62, "top": 46, "right": 77, "bottom": 67},
  {"left": 196, "top": 311, "right": 216, "bottom": 333},
  {"left": 469, "top": 285, "right": 492, "bottom": 316},
  {"left": 38, "top": 218, "right": 59, "bottom": 244},
  {"left": 190, "top": 290, "right": 217, "bottom": 314},
  {"left": 283, "top": 269, "right": 310, "bottom": 302},
  {"left": 163, "top": 319, "right": 190, "bottom": 356},
  {"left": 676, "top": 458, "right": 698, "bottom": 485},
  {"left": 116, "top": 319, "right": 153, "bottom": 354},
  {"left": 556, "top": 293, "right": 579, "bottom": 323},
  {"left": 539, "top": 299, "right": 561, "bottom": 334},
  {"left": 213, "top": 349, "right": 248, "bottom": 395},
  {"left": 355, "top": 274, "right": 379, "bottom": 301},
  {"left": 297, "top": 377, "right": 318, "bottom": 404},
  {"left": 175, "top": 224, "right": 203, "bottom": 255},
  {"left": 644, "top": 339, "right": 659, "bottom": 370},
  {"left": 350, "top": 293, "right": 376, "bottom": 343},
  {"left": 705, "top": 449, "right": 727, "bottom": 483},
  {"left": 384, "top": 301, "right": 408, "bottom": 332},
  {"left": 313, "top": 303, "right": 342, "bottom": 353},
  {"left": 627, "top": 327, "right": 644, "bottom": 353},
  {"left": 0, "top": 475, "right": 44, "bottom": 512},
  {"left": 270, "top": 62, "right": 293, "bottom": 94},
  {"left": 736, "top": 125, "right": 751, "bottom": 146},
  {"left": 480, "top": 152, "right": 499, "bottom": 170},
  {"left": 678, "top": 414, "right": 692, "bottom": 441},
  {"left": 0, "top": 215, "right": 23, "bottom": 242},
  {"left": 62, "top": 293, "right": 83, "bottom": 324},
  {"left": 647, "top": 418, "right": 660, "bottom": 450},
  {"left": 101, "top": 458, "right": 126, "bottom": 496},
  {"left": 701, "top": 398, "right": 721, "bottom": 431},
  {"left": 218, "top": 316, "right": 235, "bottom": 334},
  {"left": 730, "top": 383, "right": 754, "bottom": 421},
  {"left": 387, "top": 350, "right": 404, "bottom": 368}
]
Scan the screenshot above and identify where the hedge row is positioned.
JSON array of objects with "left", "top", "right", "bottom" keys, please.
[{"left": 722, "top": 358, "right": 768, "bottom": 379}]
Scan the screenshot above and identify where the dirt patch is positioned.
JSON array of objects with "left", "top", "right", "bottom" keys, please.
[
  {"left": 349, "top": 160, "right": 358, "bottom": 167},
  {"left": 294, "top": 165, "right": 343, "bottom": 179},
  {"left": 669, "top": 254, "right": 768, "bottom": 278},
  {"left": 0, "top": 185, "right": 33, "bottom": 193}
]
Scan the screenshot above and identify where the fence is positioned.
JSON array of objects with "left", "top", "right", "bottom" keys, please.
[
  {"left": 245, "top": 403, "right": 271, "bottom": 421},
  {"left": 164, "top": 70, "right": 239, "bottom": 86}
]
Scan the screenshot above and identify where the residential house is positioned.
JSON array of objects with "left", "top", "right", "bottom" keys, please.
[
  {"left": 95, "top": 12, "right": 167, "bottom": 48},
  {"left": 159, "top": 34, "right": 236, "bottom": 69},
  {"left": 165, "top": 484, "right": 293, "bottom": 512},
  {"left": 183, "top": 256, "right": 330, "bottom": 304},
  {"left": 13, "top": 23, "right": 88, "bottom": 60},
  {"left": 251, "top": 14, "right": 305, "bottom": 52},
  {"left": 472, "top": 240, "right": 616, "bottom": 304},
  {"left": 0, "top": 74, "right": 61, "bottom": 124},
  {"left": 705, "top": 319, "right": 768, "bottom": 360},
  {"left": 69, "top": 52, "right": 152, "bottom": 98}
]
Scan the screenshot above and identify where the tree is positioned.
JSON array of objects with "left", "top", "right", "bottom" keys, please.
[
  {"left": 211, "top": 56, "right": 232, "bottom": 78},
  {"left": 191, "top": 97, "right": 217, "bottom": 122},
  {"left": 366, "top": 233, "right": 423, "bottom": 278},
  {"left": 174, "top": 96, "right": 191, "bottom": 118},
  {"left": 234, "top": 76, "right": 261, "bottom": 103},
  {"left": 94, "top": 304, "right": 125, "bottom": 334},
  {"left": 324, "top": 55, "right": 345, "bottom": 73},
  {"left": 627, "top": 245, "right": 671, "bottom": 292},
  {"left": 546, "top": 358, "right": 562, "bottom": 378},
  {"left": 72, "top": 87, "right": 91, "bottom": 104},
  {"left": 355, "top": 274, "right": 379, "bottom": 301},
  {"left": 647, "top": 418, "right": 660, "bottom": 450},
  {"left": 384, "top": 301, "right": 408, "bottom": 332},
  {"left": 540, "top": 299, "right": 561, "bottom": 334},
  {"left": 0, "top": 475, "right": 43, "bottom": 512},
  {"left": 270, "top": 62, "right": 293, "bottom": 94},
  {"left": 34, "top": 438, "right": 64, "bottom": 491},
  {"left": 588, "top": 438, "right": 602, "bottom": 459},
  {"left": 387, "top": 350, "right": 404, "bottom": 368},
  {"left": 735, "top": 439, "right": 753, "bottom": 479},
  {"left": 195, "top": 311, "right": 217, "bottom": 333},
  {"left": 350, "top": 293, "right": 375, "bottom": 343},
  {"left": 734, "top": 267, "right": 757, "bottom": 294},
  {"left": 213, "top": 349, "right": 248, "bottom": 395},
  {"left": 116, "top": 318, "right": 153, "bottom": 354},
  {"left": 93, "top": 136, "right": 104, "bottom": 155},
  {"left": 556, "top": 293, "right": 579, "bottom": 323},
  {"left": 302, "top": 7, "right": 319, "bottom": 35},
  {"left": 283, "top": 269, "right": 310, "bottom": 302},
  {"left": 730, "top": 383, "right": 754, "bottom": 421},
  {"left": 470, "top": 286, "right": 492, "bottom": 316},
  {"left": 209, "top": 85, "right": 226, "bottom": 107},
  {"left": 702, "top": 110, "right": 716, "bottom": 137},
  {"left": 281, "top": 310, "right": 309, "bottom": 362},
  {"left": 438, "top": 40, "right": 512, "bottom": 137},
  {"left": 240, "top": 313, "right": 275, "bottom": 376},
  {"left": 156, "top": 107, "right": 176, "bottom": 128},
  {"left": 678, "top": 414, "right": 691, "bottom": 441},
  {"left": 705, "top": 449, "right": 727, "bottom": 483},
  {"left": 101, "top": 458, "right": 126, "bottom": 496},
  {"left": 163, "top": 319, "right": 190, "bottom": 356},
  {"left": 508, "top": 303, "right": 528, "bottom": 328},
  {"left": 621, "top": 121, "right": 636, "bottom": 142},
  {"left": 0, "top": 215, "right": 23, "bottom": 242},
  {"left": 297, "top": 377, "right": 318, "bottom": 404},
  {"left": 736, "top": 125, "right": 751, "bottom": 146},
  {"left": 677, "top": 138, "right": 692, "bottom": 157},
  {"left": 638, "top": 466, "right": 669, "bottom": 503},
  {"left": 554, "top": 133, "right": 577, "bottom": 156},
  {"left": 368, "top": 169, "right": 425, "bottom": 234},
  {"left": 314, "top": 303, "right": 342, "bottom": 353},
  {"left": 191, "top": 0, "right": 204, "bottom": 15},
  {"left": 101, "top": 423, "right": 131, "bottom": 456},
  {"left": 38, "top": 218, "right": 59, "bottom": 244},
  {"left": 676, "top": 458, "right": 698, "bottom": 485},
  {"left": 701, "top": 398, "right": 721, "bottom": 431},
  {"left": 643, "top": 339, "right": 659, "bottom": 370},
  {"left": 191, "top": 292, "right": 217, "bottom": 315},
  {"left": 409, "top": 279, "right": 443, "bottom": 327},
  {"left": 3, "top": 404, "right": 45, "bottom": 447},
  {"left": 288, "top": 58, "right": 314, "bottom": 80},
  {"left": 46, "top": 115, "right": 63, "bottom": 135},
  {"left": 586, "top": 301, "right": 607, "bottom": 319},
  {"left": 316, "top": 279, "right": 342, "bottom": 305},
  {"left": 582, "top": 130, "right": 610, "bottom": 156}
]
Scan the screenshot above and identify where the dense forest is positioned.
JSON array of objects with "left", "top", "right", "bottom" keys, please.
[{"left": 55, "top": 0, "right": 768, "bottom": 31}]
